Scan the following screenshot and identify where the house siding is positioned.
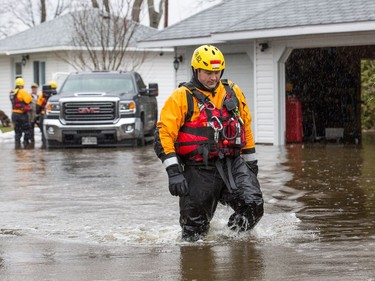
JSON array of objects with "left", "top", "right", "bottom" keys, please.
[
  {"left": 255, "top": 43, "right": 274, "bottom": 144},
  {"left": 0, "top": 56, "right": 12, "bottom": 116},
  {"left": 137, "top": 52, "right": 175, "bottom": 116}
]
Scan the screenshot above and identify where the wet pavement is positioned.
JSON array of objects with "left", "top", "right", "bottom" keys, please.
[{"left": 0, "top": 130, "right": 374, "bottom": 281}]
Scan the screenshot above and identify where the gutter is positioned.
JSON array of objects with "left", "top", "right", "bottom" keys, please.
[
  {"left": 3, "top": 46, "right": 173, "bottom": 55},
  {"left": 137, "top": 37, "right": 225, "bottom": 48},
  {"left": 211, "top": 21, "right": 375, "bottom": 41},
  {"left": 137, "top": 21, "right": 375, "bottom": 48}
]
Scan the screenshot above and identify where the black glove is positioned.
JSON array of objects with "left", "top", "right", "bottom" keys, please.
[
  {"left": 166, "top": 164, "right": 189, "bottom": 197},
  {"left": 246, "top": 160, "right": 258, "bottom": 176}
]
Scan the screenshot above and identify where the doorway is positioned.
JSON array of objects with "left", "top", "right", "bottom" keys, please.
[{"left": 284, "top": 46, "right": 372, "bottom": 144}]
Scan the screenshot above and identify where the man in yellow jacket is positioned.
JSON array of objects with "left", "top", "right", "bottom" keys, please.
[
  {"left": 10, "top": 77, "right": 33, "bottom": 148},
  {"left": 154, "top": 45, "right": 264, "bottom": 242}
]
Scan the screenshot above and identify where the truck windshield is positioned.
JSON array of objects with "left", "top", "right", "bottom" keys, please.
[{"left": 59, "top": 74, "right": 135, "bottom": 95}]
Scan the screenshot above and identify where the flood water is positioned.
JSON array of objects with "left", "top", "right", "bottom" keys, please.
[{"left": 0, "top": 131, "right": 374, "bottom": 281}]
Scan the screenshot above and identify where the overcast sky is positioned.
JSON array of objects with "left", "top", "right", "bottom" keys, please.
[{"left": 142, "top": 0, "right": 221, "bottom": 28}]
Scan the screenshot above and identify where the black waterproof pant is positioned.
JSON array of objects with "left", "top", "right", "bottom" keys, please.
[
  {"left": 11, "top": 112, "right": 32, "bottom": 145},
  {"left": 38, "top": 116, "right": 46, "bottom": 146},
  {"left": 179, "top": 156, "right": 264, "bottom": 241}
]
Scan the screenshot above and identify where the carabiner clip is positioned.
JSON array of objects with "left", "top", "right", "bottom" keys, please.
[
  {"left": 205, "top": 101, "right": 216, "bottom": 111},
  {"left": 208, "top": 116, "right": 223, "bottom": 131}
]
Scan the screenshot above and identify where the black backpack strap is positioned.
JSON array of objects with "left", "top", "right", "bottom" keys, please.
[
  {"left": 183, "top": 82, "right": 211, "bottom": 106},
  {"left": 180, "top": 82, "right": 214, "bottom": 122},
  {"left": 221, "top": 79, "right": 236, "bottom": 98},
  {"left": 220, "top": 79, "right": 240, "bottom": 115},
  {"left": 221, "top": 78, "right": 229, "bottom": 86},
  {"left": 178, "top": 82, "right": 194, "bottom": 122}
]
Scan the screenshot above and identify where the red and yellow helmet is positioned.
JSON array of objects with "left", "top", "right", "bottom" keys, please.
[{"left": 191, "top": 45, "right": 225, "bottom": 71}]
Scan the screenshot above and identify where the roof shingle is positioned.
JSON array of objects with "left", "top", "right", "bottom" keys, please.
[{"left": 139, "top": 0, "right": 375, "bottom": 43}]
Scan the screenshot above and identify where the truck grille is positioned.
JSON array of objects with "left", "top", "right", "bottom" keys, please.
[{"left": 62, "top": 101, "right": 117, "bottom": 122}]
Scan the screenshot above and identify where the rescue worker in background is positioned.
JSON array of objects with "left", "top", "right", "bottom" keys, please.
[
  {"left": 36, "top": 80, "right": 57, "bottom": 148},
  {"left": 29, "top": 83, "right": 39, "bottom": 143},
  {"left": 10, "top": 77, "right": 33, "bottom": 149},
  {"left": 154, "top": 45, "right": 264, "bottom": 242}
]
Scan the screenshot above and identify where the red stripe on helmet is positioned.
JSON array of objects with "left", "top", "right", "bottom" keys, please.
[{"left": 210, "top": 60, "right": 221, "bottom": 64}]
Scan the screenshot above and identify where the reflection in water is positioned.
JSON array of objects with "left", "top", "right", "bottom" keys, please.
[
  {"left": 180, "top": 242, "right": 263, "bottom": 281},
  {"left": 1, "top": 132, "right": 375, "bottom": 280},
  {"left": 281, "top": 133, "right": 375, "bottom": 241},
  {"left": 13, "top": 149, "right": 48, "bottom": 188}
]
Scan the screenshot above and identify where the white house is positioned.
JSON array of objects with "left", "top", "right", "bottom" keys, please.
[
  {"left": 0, "top": 11, "right": 176, "bottom": 119},
  {"left": 137, "top": 0, "right": 375, "bottom": 145}
]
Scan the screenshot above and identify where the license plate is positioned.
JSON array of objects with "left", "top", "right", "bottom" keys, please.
[{"left": 82, "top": 137, "right": 97, "bottom": 145}]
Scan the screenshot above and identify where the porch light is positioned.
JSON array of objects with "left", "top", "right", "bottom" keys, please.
[
  {"left": 259, "top": 43, "right": 269, "bottom": 52},
  {"left": 173, "top": 55, "right": 183, "bottom": 71},
  {"left": 21, "top": 54, "right": 29, "bottom": 66}
]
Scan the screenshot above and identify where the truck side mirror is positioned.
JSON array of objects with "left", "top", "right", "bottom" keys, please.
[{"left": 148, "top": 83, "right": 158, "bottom": 97}]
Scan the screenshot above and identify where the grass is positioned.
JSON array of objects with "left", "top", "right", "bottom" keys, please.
[{"left": 0, "top": 125, "right": 13, "bottom": 133}]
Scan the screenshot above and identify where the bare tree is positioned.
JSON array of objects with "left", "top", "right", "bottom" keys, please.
[
  {"left": 7, "top": 0, "right": 69, "bottom": 27},
  {"left": 0, "top": 0, "right": 166, "bottom": 71},
  {"left": 40, "top": 0, "right": 47, "bottom": 23},
  {"left": 91, "top": 0, "right": 99, "bottom": 8},
  {"left": 0, "top": 0, "right": 70, "bottom": 38},
  {"left": 103, "top": 0, "right": 110, "bottom": 13},
  {"left": 58, "top": 1, "right": 148, "bottom": 71},
  {"left": 131, "top": 0, "right": 165, "bottom": 28},
  {"left": 131, "top": 0, "right": 143, "bottom": 22},
  {"left": 147, "top": 0, "right": 164, "bottom": 28},
  {"left": 0, "top": 0, "right": 164, "bottom": 39}
]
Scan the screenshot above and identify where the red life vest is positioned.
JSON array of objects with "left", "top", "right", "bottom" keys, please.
[
  {"left": 10, "top": 89, "right": 31, "bottom": 113},
  {"left": 175, "top": 80, "right": 246, "bottom": 163}
]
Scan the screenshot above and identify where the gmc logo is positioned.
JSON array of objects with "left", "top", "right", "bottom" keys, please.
[{"left": 77, "top": 107, "right": 100, "bottom": 114}]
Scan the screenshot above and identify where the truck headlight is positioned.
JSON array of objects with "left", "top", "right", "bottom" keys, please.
[
  {"left": 46, "top": 102, "right": 61, "bottom": 115},
  {"left": 120, "top": 101, "right": 136, "bottom": 114}
]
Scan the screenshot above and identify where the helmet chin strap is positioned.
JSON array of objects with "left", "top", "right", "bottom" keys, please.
[{"left": 191, "top": 69, "right": 220, "bottom": 97}]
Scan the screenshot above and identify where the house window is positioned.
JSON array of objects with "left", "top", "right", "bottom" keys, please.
[
  {"left": 15, "top": 62, "right": 22, "bottom": 78},
  {"left": 33, "top": 61, "right": 46, "bottom": 85}
]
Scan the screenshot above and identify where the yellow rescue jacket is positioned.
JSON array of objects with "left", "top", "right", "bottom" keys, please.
[
  {"left": 10, "top": 88, "right": 33, "bottom": 114},
  {"left": 156, "top": 80, "right": 255, "bottom": 163},
  {"left": 36, "top": 93, "right": 48, "bottom": 115}
]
